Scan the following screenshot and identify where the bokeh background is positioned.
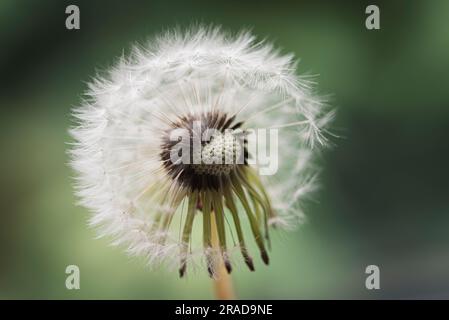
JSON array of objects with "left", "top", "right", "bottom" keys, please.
[{"left": 1, "top": 0, "right": 449, "bottom": 299}]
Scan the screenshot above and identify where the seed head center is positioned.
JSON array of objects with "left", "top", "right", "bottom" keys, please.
[{"left": 192, "top": 131, "right": 241, "bottom": 176}]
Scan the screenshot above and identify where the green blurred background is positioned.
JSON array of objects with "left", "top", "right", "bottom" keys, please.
[{"left": 1, "top": 0, "right": 449, "bottom": 299}]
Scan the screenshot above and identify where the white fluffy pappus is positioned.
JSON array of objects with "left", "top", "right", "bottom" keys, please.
[{"left": 69, "top": 26, "right": 333, "bottom": 277}]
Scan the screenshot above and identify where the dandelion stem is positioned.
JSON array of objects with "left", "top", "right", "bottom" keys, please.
[{"left": 211, "top": 212, "right": 235, "bottom": 300}]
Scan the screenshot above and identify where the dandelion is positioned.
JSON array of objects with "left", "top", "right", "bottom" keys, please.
[{"left": 69, "top": 26, "right": 332, "bottom": 298}]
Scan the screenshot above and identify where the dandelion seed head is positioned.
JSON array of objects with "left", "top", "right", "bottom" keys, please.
[{"left": 69, "top": 26, "right": 332, "bottom": 276}]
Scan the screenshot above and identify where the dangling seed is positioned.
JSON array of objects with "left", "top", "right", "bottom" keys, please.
[
  {"left": 211, "top": 190, "right": 232, "bottom": 274},
  {"left": 201, "top": 191, "right": 215, "bottom": 278},
  {"left": 230, "top": 173, "right": 270, "bottom": 265},
  {"left": 179, "top": 191, "right": 198, "bottom": 277},
  {"left": 223, "top": 185, "right": 255, "bottom": 271}
]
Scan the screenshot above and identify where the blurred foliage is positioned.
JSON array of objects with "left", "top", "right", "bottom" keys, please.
[{"left": 1, "top": 0, "right": 449, "bottom": 299}]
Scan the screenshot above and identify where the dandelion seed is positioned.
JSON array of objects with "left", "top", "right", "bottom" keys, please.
[{"left": 69, "top": 26, "right": 332, "bottom": 281}]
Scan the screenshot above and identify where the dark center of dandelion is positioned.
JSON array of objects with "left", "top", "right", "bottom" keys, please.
[
  {"left": 160, "top": 111, "right": 246, "bottom": 191},
  {"left": 160, "top": 111, "right": 272, "bottom": 277}
]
